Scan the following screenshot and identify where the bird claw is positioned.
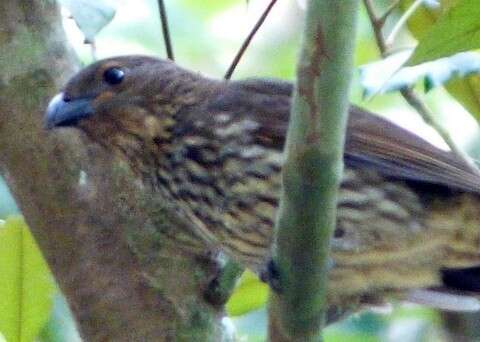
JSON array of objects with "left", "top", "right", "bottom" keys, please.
[
  {"left": 260, "top": 259, "right": 282, "bottom": 292},
  {"left": 259, "top": 258, "right": 336, "bottom": 293}
]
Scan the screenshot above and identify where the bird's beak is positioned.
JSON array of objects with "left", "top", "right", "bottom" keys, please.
[{"left": 44, "top": 92, "right": 94, "bottom": 129}]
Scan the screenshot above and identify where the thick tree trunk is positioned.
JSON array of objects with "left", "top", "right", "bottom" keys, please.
[{"left": 0, "top": 1, "right": 226, "bottom": 340}]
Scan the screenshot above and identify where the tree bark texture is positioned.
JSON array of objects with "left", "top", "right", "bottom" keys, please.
[
  {"left": 269, "top": 0, "right": 359, "bottom": 340},
  {"left": 0, "top": 1, "right": 226, "bottom": 340}
]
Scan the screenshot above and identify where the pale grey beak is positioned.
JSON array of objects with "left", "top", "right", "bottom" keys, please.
[{"left": 44, "top": 92, "right": 94, "bottom": 129}]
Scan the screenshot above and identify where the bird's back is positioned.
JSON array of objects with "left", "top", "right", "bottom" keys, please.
[{"left": 170, "top": 77, "right": 480, "bottom": 306}]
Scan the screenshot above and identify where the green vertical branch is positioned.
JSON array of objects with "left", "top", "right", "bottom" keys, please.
[{"left": 268, "top": 0, "right": 359, "bottom": 340}]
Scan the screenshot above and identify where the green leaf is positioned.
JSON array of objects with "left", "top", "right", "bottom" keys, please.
[
  {"left": 59, "top": 0, "right": 116, "bottom": 42},
  {"left": 401, "top": 0, "right": 480, "bottom": 121},
  {"left": 0, "top": 216, "right": 55, "bottom": 342},
  {"left": 226, "top": 270, "right": 268, "bottom": 316},
  {"left": 408, "top": 0, "right": 480, "bottom": 66},
  {"left": 360, "top": 51, "right": 480, "bottom": 96}
]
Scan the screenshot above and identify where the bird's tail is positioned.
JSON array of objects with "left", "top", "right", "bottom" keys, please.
[
  {"left": 328, "top": 193, "right": 480, "bottom": 309},
  {"left": 407, "top": 193, "right": 480, "bottom": 311},
  {"left": 431, "top": 193, "right": 480, "bottom": 271}
]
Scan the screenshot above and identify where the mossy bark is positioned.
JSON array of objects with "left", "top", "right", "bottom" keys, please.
[
  {"left": 269, "top": 1, "right": 360, "bottom": 340},
  {"left": 0, "top": 1, "right": 227, "bottom": 340}
]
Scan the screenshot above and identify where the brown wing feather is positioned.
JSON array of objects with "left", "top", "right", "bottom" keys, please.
[
  {"left": 345, "top": 107, "right": 480, "bottom": 193},
  {"left": 224, "top": 79, "right": 480, "bottom": 194}
]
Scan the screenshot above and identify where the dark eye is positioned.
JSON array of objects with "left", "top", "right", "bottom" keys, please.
[{"left": 103, "top": 67, "right": 124, "bottom": 85}]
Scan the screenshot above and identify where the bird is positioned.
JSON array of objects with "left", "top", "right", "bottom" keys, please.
[{"left": 45, "top": 55, "right": 480, "bottom": 311}]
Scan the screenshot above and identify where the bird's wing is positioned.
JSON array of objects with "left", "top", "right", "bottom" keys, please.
[
  {"left": 222, "top": 79, "right": 480, "bottom": 194},
  {"left": 345, "top": 107, "right": 480, "bottom": 193}
]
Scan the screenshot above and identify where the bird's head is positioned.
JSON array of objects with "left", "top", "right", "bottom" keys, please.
[{"left": 45, "top": 55, "right": 216, "bottom": 158}]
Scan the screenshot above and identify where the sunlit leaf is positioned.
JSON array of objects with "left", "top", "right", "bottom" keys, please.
[
  {"left": 360, "top": 51, "right": 480, "bottom": 96},
  {"left": 401, "top": 0, "right": 480, "bottom": 121},
  {"left": 360, "top": 50, "right": 411, "bottom": 96},
  {"left": 408, "top": 0, "right": 480, "bottom": 66},
  {"left": 422, "top": 0, "right": 441, "bottom": 8},
  {"left": 0, "top": 217, "right": 55, "bottom": 342},
  {"left": 400, "top": 0, "right": 458, "bottom": 39},
  {"left": 59, "top": 0, "right": 116, "bottom": 43},
  {"left": 422, "top": 52, "right": 480, "bottom": 91},
  {"left": 226, "top": 270, "right": 268, "bottom": 316}
]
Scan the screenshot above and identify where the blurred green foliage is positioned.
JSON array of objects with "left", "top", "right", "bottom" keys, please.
[
  {"left": 0, "top": 217, "right": 55, "bottom": 342},
  {"left": 226, "top": 270, "right": 269, "bottom": 316},
  {"left": 38, "top": 295, "right": 81, "bottom": 342},
  {"left": 0, "top": 177, "right": 18, "bottom": 219},
  {"left": 407, "top": 0, "right": 480, "bottom": 66},
  {"left": 401, "top": 0, "right": 480, "bottom": 123},
  {"left": 1, "top": 0, "right": 479, "bottom": 341}
]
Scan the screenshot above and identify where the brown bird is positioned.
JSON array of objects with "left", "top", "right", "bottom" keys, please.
[{"left": 45, "top": 55, "right": 480, "bottom": 311}]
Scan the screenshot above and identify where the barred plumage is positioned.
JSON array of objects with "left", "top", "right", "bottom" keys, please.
[{"left": 46, "top": 55, "right": 480, "bottom": 308}]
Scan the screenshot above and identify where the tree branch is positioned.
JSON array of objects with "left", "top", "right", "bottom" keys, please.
[
  {"left": 224, "top": 0, "right": 277, "bottom": 80},
  {"left": 0, "top": 1, "right": 225, "bottom": 340},
  {"left": 268, "top": 1, "right": 360, "bottom": 340},
  {"left": 157, "top": 0, "right": 174, "bottom": 60}
]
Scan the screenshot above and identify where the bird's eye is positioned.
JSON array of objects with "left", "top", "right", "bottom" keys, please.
[{"left": 103, "top": 67, "right": 124, "bottom": 85}]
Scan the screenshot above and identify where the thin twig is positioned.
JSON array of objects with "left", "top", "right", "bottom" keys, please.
[
  {"left": 89, "top": 40, "right": 97, "bottom": 61},
  {"left": 385, "top": 0, "right": 424, "bottom": 46},
  {"left": 224, "top": 0, "right": 277, "bottom": 80},
  {"left": 363, "top": 0, "right": 388, "bottom": 53},
  {"left": 400, "top": 88, "right": 470, "bottom": 160},
  {"left": 203, "top": 260, "right": 244, "bottom": 305},
  {"left": 379, "top": 0, "right": 403, "bottom": 26},
  {"left": 157, "top": 0, "right": 174, "bottom": 60},
  {"left": 363, "top": 0, "right": 478, "bottom": 173}
]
